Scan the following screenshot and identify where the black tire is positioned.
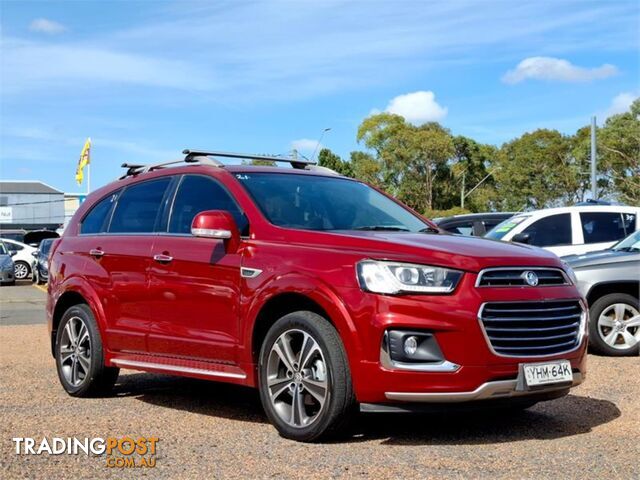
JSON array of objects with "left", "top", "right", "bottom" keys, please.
[
  {"left": 55, "top": 304, "right": 119, "bottom": 396},
  {"left": 589, "top": 293, "right": 639, "bottom": 357},
  {"left": 258, "top": 311, "right": 356, "bottom": 442}
]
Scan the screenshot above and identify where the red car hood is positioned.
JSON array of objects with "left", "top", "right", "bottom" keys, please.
[{"left": 301, "top": 230, "right": 563, "bottom": 273}]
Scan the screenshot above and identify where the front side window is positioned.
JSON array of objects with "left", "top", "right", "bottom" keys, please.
[
  {"left": 580, "top": 212, "right": 628, "bottom": 244},
  {"left": 81, "top": 192, "right": 119, "bottom": 234},
  {"left": 521, "top": 213, "right": 572, "bottom": 247},
  {"left": 109, "top": 178, "right": 171, "bottom": 233},
  {"left": 169, "top": 175, "right": 249, "bottom": 235},
  {"left": 235, "top": 173, "right": 430, "bottom": 232}
]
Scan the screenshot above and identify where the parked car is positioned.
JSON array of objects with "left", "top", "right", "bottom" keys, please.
[
  {"left": 563, "top": 230, "right": 640, "bottom": 356},
  {"left": 0, "top": 238, "right": 37, "bottom": 280},
  {"left": 47, "top": 150, "right": 587, "bottom": 442},
  {"left": 434, "top": 212, "right": 514, "bottom": 236},
  {"left": 485, "top": 205, "right": 640, "bottom": 257},
  {"left": 0, "top": 242, "right": 15, "bottom": 286},
  {"left": 32, "top": 238, "right": 54, "bottom": 285}
]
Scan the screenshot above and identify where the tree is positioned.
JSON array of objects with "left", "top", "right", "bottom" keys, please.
[
  {"left": 349, "top": 151, "right": 383, "bottom": 187},
  {"left": 356, "top": 113, "right": 455, "bottom": 212},
  {"left": 450, "top": 136, "right": 498, "bottom": 212},
  {"left": 317, "top": 148, "right": 353, "bottom": 176},
  {"left": 598, "top": 99, "right": 640, "bottom": 205},
  {"left": 493, "top": 129, "right": 576, "bottom": 210}
]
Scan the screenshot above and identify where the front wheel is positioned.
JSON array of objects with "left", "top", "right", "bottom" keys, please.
[
  {"left": 589, "top": 293, "right": 639, "bottom": 356},
  {"left": 55, "top": 304, "right": 119, "bottom": 396},
  {"left": 258, "top": 311, "right": 356, "bottom": 442},
  {"left": 14, "top": 261, "right": 30, "bottom": 280}
]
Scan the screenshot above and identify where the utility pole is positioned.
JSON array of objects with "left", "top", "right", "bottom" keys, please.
[
  {"left": 460, "top": 171, "right": 466, "bottom": 209},
  {"left": 591, "top": 116, "right": 597, "bottom": 200},
  {"left": 311, "top": 127, "right": 331, "bottom": 162}
]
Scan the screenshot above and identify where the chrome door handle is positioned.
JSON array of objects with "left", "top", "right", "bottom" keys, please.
[
  {"left": 153, "top": 254, "right": 173, "bottom": 263},
  {"left": 89, "top": 249, "right": 104, "bottom": 258}
]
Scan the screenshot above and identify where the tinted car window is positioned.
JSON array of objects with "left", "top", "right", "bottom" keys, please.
[
  {"left": 444, "top": 223, "right": 474, "bottom": 236},
  {"left": 236, "top": 173, "right": 429, "bottom": 232},
  {"left": 109, "top": 178, "right": 171, "bottom": 233},
  {"left": 580, "top": 212, "right": 628, "bottom": 244},
  {"left": 521, "top": 213, "right": 572, "bottom": 247},
  {"left": 81, "top": 192, "right": 118, "bottom": 234},
  {"left": 169, "top": 175, "right": 249, "bottom": 235},
  {"left": 622, "top": 213, "right": 637, "bottom": 234}
]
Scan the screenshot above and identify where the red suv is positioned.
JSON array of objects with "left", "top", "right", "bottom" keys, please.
[{"left": 47, "top": 150, "right": 587, "bottom": 441}]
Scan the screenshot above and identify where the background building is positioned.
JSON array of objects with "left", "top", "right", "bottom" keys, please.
[{"left": 0, "top": 181, "right": 65, "bottom": 233}]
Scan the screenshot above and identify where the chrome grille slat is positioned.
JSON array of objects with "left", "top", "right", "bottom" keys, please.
[
  {"left": 477, "top": 268, "right": 568, "bottom": 287},
  {"left": 479, "top": 300, "right": 583, "bottom": 357}
]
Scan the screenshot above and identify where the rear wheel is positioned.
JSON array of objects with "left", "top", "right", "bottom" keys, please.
[
  {"left": 14, "top": 261, "right": 30, "bottom": 280},
  {"left": 55, "top": 304, "right": 119, "bottom": 396},
  {"left": 589, "top": 293, "right": 639, "bottom": 356},
  {"left": 258, "top": 311, "right": 356, "bottom": 442}
]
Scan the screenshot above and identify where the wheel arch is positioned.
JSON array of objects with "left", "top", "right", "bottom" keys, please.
[{"left": 586, "top": 281, "right": 640, "bottom": 307}]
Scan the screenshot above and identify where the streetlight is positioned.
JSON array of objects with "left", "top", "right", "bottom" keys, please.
[{"left": 311, "top": 128, "right": 332, "bottom": 162}]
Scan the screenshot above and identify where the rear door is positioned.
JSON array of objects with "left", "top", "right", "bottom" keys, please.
[
  {"left": 147, "top": 174, "right": 249, "bottom": 364},
  {"left": 82, "top": 177, "right": 172, "bottom": 353},
  {"left": 578, "top": 210, "right": 637, "bottom": 254}
]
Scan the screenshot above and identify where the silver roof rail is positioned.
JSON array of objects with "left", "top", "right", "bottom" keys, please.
[{"left": 182, "top": 149, "right": 317, "bottom": 170}]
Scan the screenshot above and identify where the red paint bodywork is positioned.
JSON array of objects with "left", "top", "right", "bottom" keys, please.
[{"left": 47, "top": 165, "right": 587, "bottom": 403}]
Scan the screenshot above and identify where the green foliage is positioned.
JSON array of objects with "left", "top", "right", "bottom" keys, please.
[
  {"left": 319, "top": 99, "right": 638, "bottom": 215},
  {"left": 598, "top": 99, "right": 640, "bottom": 205}
]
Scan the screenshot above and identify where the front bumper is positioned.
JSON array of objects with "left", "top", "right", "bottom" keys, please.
[
  {"left": 385, "top": 371, "right": 583, "bottom": 403},
  {"left": 340, "top": 273, "right": 589, "bottom": 404}
]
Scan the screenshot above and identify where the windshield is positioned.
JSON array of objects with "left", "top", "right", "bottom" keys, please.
[
  {"left": 0, "top": 242, "right": 7, "bottom": 255},
  {"left": 235, "top": 173, "right": 432, "bottom": 232},
  {"left": 612, "top": 230, "right": 640, "bottom": 251},
  {"left": 485, "top": 215, "right": 530, "bottom": 240}
]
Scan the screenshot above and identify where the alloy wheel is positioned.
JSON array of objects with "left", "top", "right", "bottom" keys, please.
[
  {"left": 266, "top": 329, "right": 329, "bottom": 428},
  {"left": 598, "top": 303, "right": 640, "bottom": 350},
  {"left": 59, "top": 316, "right": 92, "bottom": 386},
  {"left": 14, "top": 262, "right": 29, "bottom": 280}
]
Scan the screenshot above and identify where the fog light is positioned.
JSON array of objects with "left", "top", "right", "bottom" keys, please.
[{"left": 403, "top": 336, "right": 418, "bottom": 356}]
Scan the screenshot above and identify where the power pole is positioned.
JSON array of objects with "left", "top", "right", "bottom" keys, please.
[
  {"left": 591, "top": 116, "right": 597, "bottom": 200},
  {"left": 460, "top": 171, "right": 466, "bottom": 209}
]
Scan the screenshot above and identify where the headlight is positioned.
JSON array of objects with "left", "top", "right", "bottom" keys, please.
[
  {"left": 357, "top": 260, "right": 463, "bottom": 294},
  {"left": 561, "top": 262, "right": 578, "bottom": 285}
]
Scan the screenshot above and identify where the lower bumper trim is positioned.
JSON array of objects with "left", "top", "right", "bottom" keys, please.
[{"left": 385, "top": 372, "right": 583, "bottom": 403}]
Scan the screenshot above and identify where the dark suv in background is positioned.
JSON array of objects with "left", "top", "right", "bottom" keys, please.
[{"left": 47, "top": 150, "right": 587, "bottom": 441}]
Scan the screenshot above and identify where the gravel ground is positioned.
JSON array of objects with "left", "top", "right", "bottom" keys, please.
[
  {"left": 0, "top": 285, "right": 638, "bottom": 479},
  {"left": 1, "top": 324, "right": 638, "bottom": 479}
]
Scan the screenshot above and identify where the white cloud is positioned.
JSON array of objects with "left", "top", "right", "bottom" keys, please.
[
  {"left": 502, "top": 56, "right": 618, "bottom": 84},
  {"left": 29, "top": 18, "right": 67, "bottom": 35},
  {"left": 291, "top": 139, "right": 322, "bottom": 153},
  {"left": 604, "top": 92, "right": 638, "bottom": 119},
  {"left": 384, "top": 91, "right": 448, "bottom": 125}
]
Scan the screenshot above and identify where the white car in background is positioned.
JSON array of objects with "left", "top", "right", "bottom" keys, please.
[
  {"left": 485, "top": 205, "right": 640, "bottom": 257},
  {"left": 0, "top": 238, "right": 37, "bottom": 280}
]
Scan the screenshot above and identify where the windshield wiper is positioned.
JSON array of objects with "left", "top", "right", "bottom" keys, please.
[
  {"left": 614, "top": 247, "right": 639, "bottom": 252},
  {"left": 354, "top": 225, "right": 411, "bottom": 232},
  {"left": 418, "top": 226, "right": 439, "bottom": 234}
]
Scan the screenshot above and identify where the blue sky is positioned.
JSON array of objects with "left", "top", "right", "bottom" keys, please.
[{"left": 1, "top": 0, "right": 638, "bottom": 193}]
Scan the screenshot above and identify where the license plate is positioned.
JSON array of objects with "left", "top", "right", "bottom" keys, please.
[{"left": 522, "top": 360, "right": 573, "bottom": 387}]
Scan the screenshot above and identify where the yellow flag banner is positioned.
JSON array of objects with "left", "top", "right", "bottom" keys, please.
[{"left": 75, "top": 137, "right": 91, "bottom": 185}]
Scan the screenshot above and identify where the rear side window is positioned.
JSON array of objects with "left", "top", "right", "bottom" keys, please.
[
  {"left": 81, "top": 192, "right": 118, "bottom": 234},
  {"left": 109, "top": 178, "right": 171, "bottom": 233},
  {"left": 580, "top": 212, "right": 630, "bottom": 244},
  {"left": 521, "top": 213, "right": 572, "bottom": 247},
  {"left": 169, "top": 175, "right": 249, "bottom": 235}
]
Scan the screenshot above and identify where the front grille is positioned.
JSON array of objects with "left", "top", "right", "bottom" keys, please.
[
  {"left": 479, "top": 300, "right": 583, "bottom": 357},
  {"left": 477, "top": 268, "right": 567, "bottom": 287}
]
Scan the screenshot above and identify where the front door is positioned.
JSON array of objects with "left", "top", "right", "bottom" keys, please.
[{"left": 147, "top": 174, "right": 249, "bottom": 364}]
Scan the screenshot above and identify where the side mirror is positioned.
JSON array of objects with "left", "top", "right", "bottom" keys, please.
[
  {"left": 32, "top": 251, "right": 39, "bottom": 257},
  {"left": 511, "top": 232, "right": 531, "bottom": 244},
  {"left": 191, "top": 210, "right": 240, "bottom": 252}
]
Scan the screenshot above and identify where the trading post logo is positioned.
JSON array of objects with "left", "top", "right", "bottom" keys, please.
[{"left": 12, "top": 436, "right": 159, "bottom": 468}]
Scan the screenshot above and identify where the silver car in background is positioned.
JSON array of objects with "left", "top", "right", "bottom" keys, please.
[{"left": 564, "top": 230, "right": 640, "bottom": 356}]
